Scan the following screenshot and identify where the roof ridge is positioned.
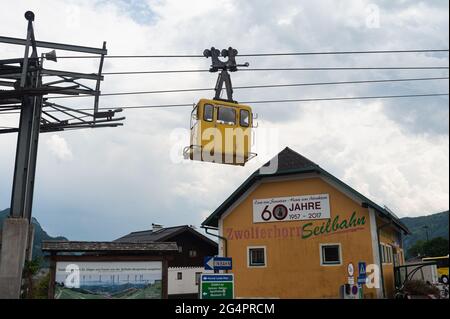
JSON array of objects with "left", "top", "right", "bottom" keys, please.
[
  {"left": 158, "top": 225, "right": 190, "bottom": 230},
  {"left": 123, "top": 225, "right": 190, "bottom": 236},
  {"left": 282, "top": 146, "right": 318, "bottom": 165},
  {"left": 258, "top": 146, "right": 318, "bottom": 174},
  {"left": 127, "top": 229, "right": 154, "bottom": 235},
  {"left": 114, "top": 225, "right": 218, "bottom": 247}
]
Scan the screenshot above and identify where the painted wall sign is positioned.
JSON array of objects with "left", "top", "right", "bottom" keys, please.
[
  {"left": 301, "top": 212, "right": 365, "bottom": 239},
  {"left": 253, "top": 194, "right": 330, "bottom": 223},
  {"left": 54, "top": 261, "right": 162, "bottom": 299},
  {"left": 224, "top": 212, "right": 366, "bottom": 241}
]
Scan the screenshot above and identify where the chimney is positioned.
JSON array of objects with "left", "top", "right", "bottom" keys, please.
[{"left": 152, "top": 223, "right": 163, "bottom": 231}]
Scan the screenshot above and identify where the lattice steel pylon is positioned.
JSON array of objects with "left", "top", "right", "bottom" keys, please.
[{"left": 0, "top": 11, "right": 124, "bottom": 298}]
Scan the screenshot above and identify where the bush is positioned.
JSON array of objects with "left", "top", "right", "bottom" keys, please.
[
  {"left": 33, "top": 273, "right": 50, "bottom": 299},
  {"left": 22, "top": 258, "right": 42, "bottom": 299},
  {"left": 403, "top": 280, "right": 440, "bottom": 296}
]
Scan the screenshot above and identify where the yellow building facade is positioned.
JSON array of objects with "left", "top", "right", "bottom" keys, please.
[{"left": 202, "top": 147, "right": 409, "bottom": 299}]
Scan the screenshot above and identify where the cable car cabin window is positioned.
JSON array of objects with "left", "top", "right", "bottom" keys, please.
[
  {"left": 217, "top": 106, "right": 236, "bottom": 125},
  {"left": 240, "top": 109, "right": 250, "bottom": 127},
  {"left": 203, "top": 104, "right": 214, "bottom": 122}
]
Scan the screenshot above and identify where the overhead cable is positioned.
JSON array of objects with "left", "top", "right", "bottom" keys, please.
[
  {"left": 1, "top": 92, "right": 447, "bottom": 116},
  {"left": 55, "top": 49, "right": 450, "bottom": 59},
  {"left": 46, "top": 76, "right": 450, "bottom": 99}
]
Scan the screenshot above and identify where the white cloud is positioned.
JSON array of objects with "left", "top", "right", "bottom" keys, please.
[
  {"left": 277, "top": 8, "right": 301, "bottom": 26},
  {"left": 45, "top": 135, "right": 73, "bottom": 161}
]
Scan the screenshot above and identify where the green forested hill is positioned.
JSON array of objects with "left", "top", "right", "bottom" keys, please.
[
  {"left": 0, "top": 208, "right": 67, "bottom": 259},
  {"left": 401, "top": 210, "right": 449, "bottom": 257}
]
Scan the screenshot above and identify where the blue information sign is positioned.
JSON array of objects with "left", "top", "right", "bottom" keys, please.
[
  {"left": 357, "top": 261, "right": 367, "bottom": 284},
  {"left": 204, "top": 256, "right": 233, "bottom": 271},
  {"left": 202, "top": 274, "right": 234, "bottom": 282}
]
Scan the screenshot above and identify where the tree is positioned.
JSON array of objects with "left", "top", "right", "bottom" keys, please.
[
  {"left": 33, "top": 273, "right": 50, "bottom": 299},
  {"left": 407, "top": 237, "right": 449, "bottom": 258},
  {"left": 407, "top": 240, "right": 425, "bottom": 258},
  {"left": 22, "top": 257, "right": 42, "bottom": 299},
  {"left": 423, "top": 237, "right": 449, "bottom": 257}
]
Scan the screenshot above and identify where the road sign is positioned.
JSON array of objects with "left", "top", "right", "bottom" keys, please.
[
  {"left": 347, "top": 262, "right": 354, "bottom": 276},
  {"left": 341, "top": 284, "right": 361, "bottom": 299},
  {"left": 204, "top": 256, "right": 232, "bottom": 271},
  {"left": 200, "top": 274, "right": 234, "bottom": 299},
  {"left": 357, "top": 277, "right": 367, "bottom": 285},
  {"left": 358, "top": 262, "right": 366, "bottom": 276},
  {"left": 357, "top": 262, "right": 367, "bottom": 284},
  {"left": 348, "top": 276, "right": 355, "bottom": 285},
  {"left": 204, "top": 256, "right": 214, "bottom": 270},
  {"left": 358, "top": 284, "right": 364, "bottom": 299}
]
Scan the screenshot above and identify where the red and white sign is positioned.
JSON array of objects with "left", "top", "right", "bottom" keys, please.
[{"left": 252, "top": 194, "right": 330, "bottom": 223}]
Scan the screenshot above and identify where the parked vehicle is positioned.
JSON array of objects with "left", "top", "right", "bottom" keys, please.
[{"left": 422, "top": 255, "right": 449, "bottom": 284}]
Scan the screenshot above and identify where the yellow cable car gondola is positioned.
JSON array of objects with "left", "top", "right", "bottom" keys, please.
[{"left": 183, "top": 47, "right": 256, "bottom": 166}]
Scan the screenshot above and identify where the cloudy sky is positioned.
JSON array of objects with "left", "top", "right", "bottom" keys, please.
[{"left": 0, "top": 0, "right": 448, "bottom": 241}]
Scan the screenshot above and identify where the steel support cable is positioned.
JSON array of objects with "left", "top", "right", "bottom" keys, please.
[
  {"left": 55, "top": 49, "right": 450, "bottom": 59},
  {"left": 101, "top": 66, "right": 450, "bottom": 75},
  {"left": 1, "top": 92, "right": 448, "bottom": 116},
  {"left": 44, "top": 76, "right": 449, "bottom": 99}
]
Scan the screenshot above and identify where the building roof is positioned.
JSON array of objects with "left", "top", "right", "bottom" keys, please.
[
  {"left": 202, "top": 147, "right": 410, "bottom": 234},
  {"left": 115, "top": 225, "right": 218, "bottom": 247},
  {"left": 42, "top": 240, "right": 178, "bottom": 253}
]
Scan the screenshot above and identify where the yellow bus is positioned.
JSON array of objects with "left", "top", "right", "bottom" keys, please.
[{"left": 422, "top": 255, "right": 449, "bottom": 284}]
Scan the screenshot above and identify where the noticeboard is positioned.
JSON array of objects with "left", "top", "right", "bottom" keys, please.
[{"left": 54, "top": 261, "right": 162, "bottom": 299}]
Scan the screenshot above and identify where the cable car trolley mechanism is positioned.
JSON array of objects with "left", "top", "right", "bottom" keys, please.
[{"left": 183, "top": 47, "right": 257, "bottom": 166}]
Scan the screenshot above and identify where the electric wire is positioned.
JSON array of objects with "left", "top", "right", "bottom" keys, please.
[
  {"left": 1, "top": 92, "right": 447, "bottom": 116},
  {"left": 55, "top": 49, "right": 450, "bottom": 59},
  {"left": 2, "top": 49, "right": 449, "bottom": 124},
  {"left": 102, "top": 66, "right": 450, "bottom": 75},
  {"left": 112, "top": 93, "right": 450, "bottom": 110}
]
